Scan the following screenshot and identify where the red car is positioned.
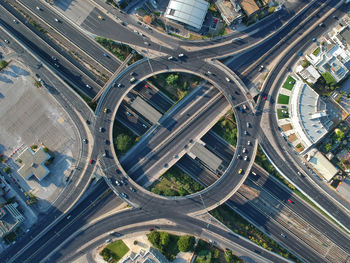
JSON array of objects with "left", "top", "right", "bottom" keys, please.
[
  {"left": 264, "top": 96, "right": 267, "bottom": 100},
  {"left": 89, "top": 159, "right": 94, "bottom": 164},
  {"left": 287, "top": 199, "right": 293, "bottom": 204},
  {"left": 144, "top": 85, "right": 149, "bottom": 88}
]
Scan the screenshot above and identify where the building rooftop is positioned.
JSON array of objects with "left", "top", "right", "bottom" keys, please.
[
  {"left": 165, "top": 0, "right": 209, "bottom": 30},
  {"left": 308, "top": 150, "right": 338, "bottom": 182},
  {"left": 130, "top": 96, "right": 162, "bottom": 124},
  {"left": 189, "top": 141, "right": 223, "bottom": 172},
  {"left": 239, "top": 0, "right": 259, "bottom": 16},
  {"left": 216, "top": 0, "right": 242, "bottom": 25},
  {"left": 336, "top": 177, "right": 350, "bottom": 201},
  {"left": 296, "top": 65, "right": 321, "bottom": 84},
  {"left": 17, "top": 147, "right": 50, "bottom": 181},
  {"left": 291, "top": 81, "right": 329, "bottom": 151},
  {"left": 0, "top": 204, "right": 25, "bottom": 237}
]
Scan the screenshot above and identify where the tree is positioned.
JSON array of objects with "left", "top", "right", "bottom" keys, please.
[
  {"left": 147, "top": 230, "right": 160, "bottom": 247},
  {"left": 334, "top": 128, "right": 345, "bottom": 142},
  {"left": 224, "top": 249, "right": 233, "bottom": 262},
  {"left": 324, "top": 143, "right": 332, "bottom": 152},
  {"left": 166, "top": 74, "right": 178, "bottom": 86},
  {"left": 160, "top": 231, "right": 170, "bottom": 247},
  {"left": 3, "top": 167, "right": 11, "bottom": 174},
  {"left": 116, "top": 134, "right": 132, "bottom": 153},
  {"left": 177, "top": 235, "right": 195, "bottom": 252}
]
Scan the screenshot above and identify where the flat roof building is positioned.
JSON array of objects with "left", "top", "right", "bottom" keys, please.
[
  {"left": 290, "top": 81, "right": 330, "bottom": 152},
  {"left": 308, "top": 150, "right": 338, "bottom": 182},
  {"left": 165, "top": 0, "right": 209, "bottom": 30},
  {"left": 17, "top": 147, "right": 50, "bottom": 181},
  {"left": 239, "top": 0, "right": 259, "bottom": 17},
  {"left": 0, "top": 203, "right": 25, "bottom": 238}
]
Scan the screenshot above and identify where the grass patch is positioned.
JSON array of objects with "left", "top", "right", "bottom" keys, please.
[
  {"left": 321, "top": 72, "right": 337, "bottom": 86},
  {"left": 0, "top": 60, "right": 9, "bottom": 71},
  {"left": 100, "top": 240, "right": 129, "bottom": 263},
  {"left": 96, "top": 37, "right": 142, "bottom": 64},
  {"left": 277, "top": 94, "right": 290, "bottom": 104},
  {"left": 277, "top": 108, "right": 289, "bottom": 119},
  {"left": 113, "top": 120, "right": 139, "bottom": 157},
  {"left": 212, "top": 110, "right": 237, "bottom": 147},
  {"left": 210, "top": 205, "right": 300, "bottom": 261},
  {"left": 282, "top": 76, "right": 296, "bottom": 90},
  {"left": 150, "top": 166, "right": 203, "bottom": 196},
  {"left": 312, "top": 47, "right": 321, "bottom": 56}
]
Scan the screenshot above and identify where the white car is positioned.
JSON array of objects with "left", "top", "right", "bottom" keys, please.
[
  {"left": 225, "top": 77, "right": 230, "bottom": 82},
  {"left": 244, "top": 156, "right": 248, "bottom": 161},
  {"left": 168, "top": 56, "right": 173, "bottom": 60},
  {"left": 242, "top": 147, "right": 246, "bottom": 153}
]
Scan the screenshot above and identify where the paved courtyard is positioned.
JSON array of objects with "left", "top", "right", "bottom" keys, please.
[{"left": 0, "top": 56, "right": 79, "bottom": 210}]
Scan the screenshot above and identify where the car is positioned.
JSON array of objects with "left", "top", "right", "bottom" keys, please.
[
  {"left": 319, "top": 22, "right": 324, "bottom": 27},
  {"left": 142, "top": 124, "right": 147, "bottom": 128},
  {"left": 164, "top": 163, "right": 169, "bottom": 168},
  {"left": 89, "top": 159, "right": 94, "bottom": 164},
  {"left": 99, "top": 127, "right": 104, "bottom": 132},
  {"left": 244, "top": 156, "right": 248, "bottom": 161},
  {"left": 251, "top": 171, "right": 257, "bottom": 176},
  {"left": 149, "top": 228, "right": 154, "bottom": 231},
  {"left": 66, "top": 215, "right": 71, "bottom": 219},
  {"left": 247, "top": 140, "right": 251, "bottom": 146},
  {"left": 54, "top": 18, "right": 59, "bottom": 22},
  {"left": 246, "top": 122, "right": 250, "bottom": 128},
  {"left": 242, "top": 147, "right": 247, "bottom": 153},
  {"left": 86, "top": 84, "right": 91, "bottom": 89},
  {"left": 130, "top": 77, "right": 136, "bottom": 83},
  {"left": 103, "top": 150, "right": 108, "bottom": 157},
  {"left": 117, "top": 83, "right": 122, "bottom": 88},
  {"left": 146, "top": 90, "right": 152, "bottom": 95},
  {"left": 130, "top": 72, "right": 136, "bottom": 76},
  {"left": 137, "top": 21, "right": 142, "bottom": 25},
  {"left": 130, "top": 187, "right": 136, "bottom": 192},
  {"left": 298, "top": 51, "right": 303, "bottom": 56},
  {"left": 237, "top": 154, "right": 241, "bottom": 159},
  {"left": 178, "top": 53, "right": 184, "bottom": 58},
  {"left": 121, "top": 21, "right": 127, "bottom": 26},
  {"left": 98, "top": 15, "right": 103, "bottom": 20},
  {"left": 104, "top": 108, "right": 109, "bottom": 113},
  {"left": 115, "top": 180, "right": 121, "bottom": 186},
  {"left": 144, "top": 41, "right": 150, "bottom": 46},
  {"left": 105, "top": 239, "right": 112, "bottom": 243},
  {"left": 287, "top": 199, "right": 293, "bottom": 204},
  {"left": 103, "top": 53, "right": 109, "bottom": 57},
  {"left": 35, "top": 73, "right": 40, "bottom": 79},
  {"left": 25, "top": 229, "right": 30, "bottom": 233},
  {"left": 121, "top": 193, "right": 128, "bottom": 198},
  {"left": 258, "top": 65, "right": 264, "bottom": 72},
  {"left": 225, "top": 77, "right": 230, "bottom": 82},
  {"left": 126, "top": 111, "right": 131, "bottom": 116},
  {"left": 238, "top": 169, "right": 243, "bottom": 174},
  {"left": 36, "top": 6, "right": 41, "bottom": 10},
  {"left": 86, "top": 119, "right": 90, "bottom": 125},
  {"left": 54, "top": 63, "right": 60, "bottom": 68},
  {"left": 168, "top": 56, "right": 173, "bottom": 60},
  {"left": 244, "top": 130, "right": 248, "bottom": 135},
  {"left": 133, "top": 29, "right": 139, "bottom": 34},
  {"left": 4, "top": 39, "right": 9, "bottom": 44},
  {"left": 264, "top": 96, "right": 267, "bottom": 100},
  {"left": 280, "top": 233, "right": 286, "bottom": 238},
  {"left": 13, "top": 19, "right": 18, "bottom": 24},
  {"left": 242, "top": 105, "right": 247, "bottom": 110},
  {"left": 106, "top": 140, "right": 110, "bottom": 145},
  {"left": 312, "top": 38, "right": 316, "bottom": 42},
  {"left": 83, "top": 139, "right": 88, "bottom": 144},
  {"left": 229, "top": 95, "right": 234, "bottom": 100}
]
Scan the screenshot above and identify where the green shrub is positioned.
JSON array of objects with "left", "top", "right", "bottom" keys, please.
[{"left": 0, "top": 60, "right": 9, "bottom": 71}]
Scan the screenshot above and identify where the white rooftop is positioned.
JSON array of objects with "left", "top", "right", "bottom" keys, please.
[
  {"left": 309, "top": 151, "right": 337, "bottom": 182},
  {"left": 291, "top": 81, "right": 329, "bottom": 151},
  {"left": 165, "top": 0, "right": 209, "bottom": 30}
]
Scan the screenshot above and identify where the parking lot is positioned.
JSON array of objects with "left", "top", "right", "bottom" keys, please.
[{"left": 0, "top": 54, "right": 78, "bottom": 210}]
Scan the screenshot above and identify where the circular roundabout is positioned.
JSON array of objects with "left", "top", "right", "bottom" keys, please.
[{"left": 92, "top": 56, "right": 258, "bottom": 215}]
